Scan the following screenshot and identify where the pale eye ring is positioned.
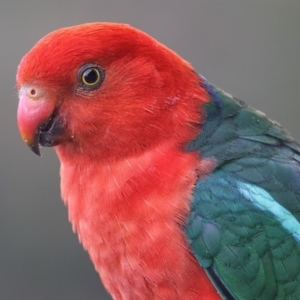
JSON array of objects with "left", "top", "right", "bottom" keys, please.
[{"left": 78, "top": 64, "right": 105, "bottom": 90}]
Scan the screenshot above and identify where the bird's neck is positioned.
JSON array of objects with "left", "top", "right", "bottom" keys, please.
[
  {"left": 55, "top": 142, "right": 219, "bottom": 299},
  {"left": 56, "top": 142, "right": 200, "bottom": 230}
]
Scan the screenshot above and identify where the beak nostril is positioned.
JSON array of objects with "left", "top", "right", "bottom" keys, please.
[
  {"left": 19, "top": 86, "right": 43, "bottom": 100},
  {"left": 30, "top": 88, "right": 36, "bottom": 96}
]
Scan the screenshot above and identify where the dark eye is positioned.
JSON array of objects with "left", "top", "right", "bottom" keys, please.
[
  {"left": 82, "top": 68, "right": 100, "bottom": 85},
  {"left": 78, "top": 64, "right": 105, "bottom": 90}
]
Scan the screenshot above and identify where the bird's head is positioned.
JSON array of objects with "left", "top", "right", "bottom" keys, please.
[{"left": 17, "top": 23, "right": 208, "bottom": 161}]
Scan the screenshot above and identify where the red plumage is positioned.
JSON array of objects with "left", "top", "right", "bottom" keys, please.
[{"left": 17, "top": 23, "right": 220, "bottom": 299}]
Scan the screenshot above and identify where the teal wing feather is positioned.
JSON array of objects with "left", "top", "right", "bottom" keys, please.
[{"left": 185, "top": 79, "right": 300, "bottom": 299}]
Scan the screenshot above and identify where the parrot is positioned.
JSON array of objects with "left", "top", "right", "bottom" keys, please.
[{"left": 16, "top": 22, "right": 300, "bottom": 300}]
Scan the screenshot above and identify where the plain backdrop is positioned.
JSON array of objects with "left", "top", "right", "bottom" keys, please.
[{"left": 0, "top": 1, "right": 299, "bottom": 299}]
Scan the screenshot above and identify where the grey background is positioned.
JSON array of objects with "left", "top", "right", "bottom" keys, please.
[{"left": 0, "top": 1, "right": 299, "bottom": 299}]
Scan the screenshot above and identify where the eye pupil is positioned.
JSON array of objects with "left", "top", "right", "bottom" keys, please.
[
  {"left": 82, "top": 68, "right": 100, "bottom": 85},
  {"left": 78, "top": 64, "right": 104, "bottom": 90}
]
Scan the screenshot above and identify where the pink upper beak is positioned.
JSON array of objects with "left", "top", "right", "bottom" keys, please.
[{"left": 17, "top": 86, "right": 56, "bottom": 155}]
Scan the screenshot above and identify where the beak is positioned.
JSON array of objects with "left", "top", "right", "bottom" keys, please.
[{"left": 17, "top": 86, "right": 67, "bottom": 156}]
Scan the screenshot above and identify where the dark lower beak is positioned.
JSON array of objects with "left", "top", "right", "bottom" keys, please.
[
  {"left": 31, "top": 113, "right": 68, "bottom": 156},
  {"left": 39, "top": 113, "right": 67, "bottom": 147}
]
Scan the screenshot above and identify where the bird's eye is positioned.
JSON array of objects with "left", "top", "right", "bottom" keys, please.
[
  {"left": 78, "top": 64, "right": 104, "bottom": 90},
  {"left": 82, "top": 68, "right": 100, "bottom": 85}
]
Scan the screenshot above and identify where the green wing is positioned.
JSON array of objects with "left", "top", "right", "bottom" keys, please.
[{"left": 185, "top": 80, "right": 300, "bottom": 299}]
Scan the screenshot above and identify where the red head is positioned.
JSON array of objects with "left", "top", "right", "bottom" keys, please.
[{"left": 17, "top": 22, "right": 208, "bottom": 161}]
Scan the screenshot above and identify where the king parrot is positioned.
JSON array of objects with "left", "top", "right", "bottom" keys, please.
[{"left": 16, "top": 23, "right": 300, "bottom": 300}]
